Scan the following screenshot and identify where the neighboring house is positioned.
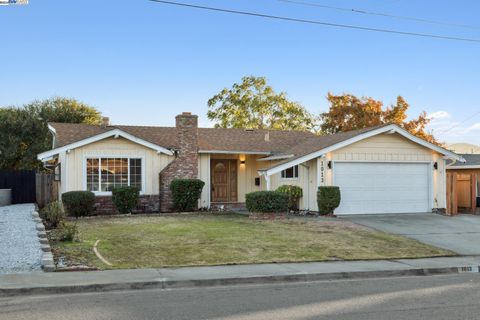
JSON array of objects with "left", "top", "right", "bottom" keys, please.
[
  {"left": 38, "top": 112, "right": 463, "bottom": 215},
  {"left": 446, "top": 154, "right": 480, "bottom": 213}
]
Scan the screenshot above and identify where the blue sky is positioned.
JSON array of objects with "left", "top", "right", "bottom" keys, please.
[{"left": 1, "top": 0, "right": 480, "bottom": 144}]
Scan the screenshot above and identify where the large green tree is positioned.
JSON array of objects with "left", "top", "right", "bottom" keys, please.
[
  {"left": 207, "top": 76, "right": 317, "bottom": 131},
  {"left": 0, "top": 97, "right": 102, "bottom": 170},
  {"left": 320, "top": 93, "right": 437, "bottom": 144}
]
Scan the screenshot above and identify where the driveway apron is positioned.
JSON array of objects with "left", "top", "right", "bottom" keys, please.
[{"left": 342, "top": 213, "right": 480, "bottom": 255}]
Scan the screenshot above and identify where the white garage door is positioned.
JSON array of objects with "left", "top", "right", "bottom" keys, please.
[{"left": 333, "top": 162, "right": 431, "bottom": 215}]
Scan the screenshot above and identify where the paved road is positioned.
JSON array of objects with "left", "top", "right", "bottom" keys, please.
[
  {"left": 342, "top": 213, "right": 480, "bottom": 255},
  {"left": 0, "top": 204, "right": 42, "bottom": 274},
  {"left": 2, "top": 274, "right": 480, "bottom": 319}
]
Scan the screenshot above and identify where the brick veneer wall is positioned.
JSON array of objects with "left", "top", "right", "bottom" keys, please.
[
  {"left": 93, "top": 195, "right": 159, "bottom": 215},
  {"left": 159, "top": 113, "right": 199, "bottom": 212}
]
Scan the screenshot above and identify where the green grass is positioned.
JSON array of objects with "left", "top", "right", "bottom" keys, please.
[{"left": 50, "top": 214, "right": 454, "bottom": 270}]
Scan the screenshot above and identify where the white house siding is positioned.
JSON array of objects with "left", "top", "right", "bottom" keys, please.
[
  {"left": 268, "top": 159, "right": 317, "bottom": 210},
  {"left": 64, "top": 137, "right": 174, "bottom": 195}
]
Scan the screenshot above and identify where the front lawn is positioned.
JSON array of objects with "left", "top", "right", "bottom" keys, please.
[{"left": 50, "top": 214, "right": 454, "bottom": 270}]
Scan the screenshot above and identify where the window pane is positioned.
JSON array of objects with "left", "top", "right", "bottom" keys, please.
[
  {"left": 281, "top": 165, "right": 298, "bottom": 179},
  {"left": 86, "top": 159, "right": 99, "bottom": 191},
  {"left": 88, "top": 158, "right": 142, "bottom": 192},
  {"left": 129, "top": 159, "right": 142, "bottom": 189}
]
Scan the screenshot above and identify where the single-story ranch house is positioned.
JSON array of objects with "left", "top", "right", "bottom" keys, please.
[{"left": 38, "top": 112, "right": 464, "bottom": 215}]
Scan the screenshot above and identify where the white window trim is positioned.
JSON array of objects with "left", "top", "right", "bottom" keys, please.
[
  {"left": 280, "top": 165, "right": 299, "bottom": 180},
  {"left": 82, "top": 155, "right": 146, "bottom": 196}
]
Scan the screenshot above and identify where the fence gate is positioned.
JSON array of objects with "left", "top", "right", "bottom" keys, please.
[
  {"left": 0, "top": 170, "right": 36, "bottom": 204},
  {"left": 36, "top": 172, "right": 59, "bottom": 208},
  {"left": 446, "top": 172, "right": 477, "bottom": 215}
]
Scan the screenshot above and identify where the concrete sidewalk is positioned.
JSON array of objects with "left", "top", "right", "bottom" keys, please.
[{"left": 2, "top": 256, "right": 480, "bottom": 297}]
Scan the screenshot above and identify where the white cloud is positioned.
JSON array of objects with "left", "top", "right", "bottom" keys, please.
[
  {"left": 468, "top": 122, "right": 480, "bottom": 131},
  {"left": 426, "top": 111, "right": 480, "bottom": 144},
  {"left": 427, "top": 111, "right": 451, "bottom": 120}
]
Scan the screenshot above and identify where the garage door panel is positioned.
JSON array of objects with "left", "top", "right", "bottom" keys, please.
[{"left": 333, "top": 162, "right": 430, "bottom": 215}]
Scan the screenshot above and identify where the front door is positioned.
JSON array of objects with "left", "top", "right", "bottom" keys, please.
[{"left": 211, "top": 159, "right": 237, "bottom": 202}]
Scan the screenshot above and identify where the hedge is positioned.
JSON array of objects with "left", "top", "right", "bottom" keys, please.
[
  {"left": 317, "top": 186, "right": 341, "bottom": 215},
  {"left": 61, "top": 191, "right": 95, "bottom": 217},
  {"left": 245, "top": 191, "right": 288, "bottom": 213},
  {"left": 170, "top": 179, "right": 205, "bottom": 212},
  {"left": 112, "top": 186, "right": 140, "bottom": 214},
  {"left": 276, "top": 185, "right": 303, "bottom": 211}
]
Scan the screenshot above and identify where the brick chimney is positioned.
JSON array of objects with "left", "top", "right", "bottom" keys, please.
[
  {"left": 102, "top": 117, "right": 110, "bottom": 126},
  {"left": 159, "top": 112, "right": 199, "bottom": 212}
]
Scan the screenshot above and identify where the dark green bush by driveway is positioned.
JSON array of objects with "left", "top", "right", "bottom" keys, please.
[
  {"left": 246, "top": 191, "right": 288, "bottom": 213},
  {"left": 62, "top": 191, "right": 95, "bottom": 217},
  {"left": 112, "top": 186, "right": 139, "bottom": 214},
  {"left": 170, "top": 179, "right": 205, "bottom": 212},
  {"left": 317, "top": 186, "right": 341, "bottom": 215}
]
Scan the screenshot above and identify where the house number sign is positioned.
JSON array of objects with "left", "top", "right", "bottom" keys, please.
[{"left": 320, "top": 160, "right": 325, "bottom": 185}]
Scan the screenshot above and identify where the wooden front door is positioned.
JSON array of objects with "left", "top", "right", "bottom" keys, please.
[{"left": 211, "top": 159, "right": 237, "bottom": 202}]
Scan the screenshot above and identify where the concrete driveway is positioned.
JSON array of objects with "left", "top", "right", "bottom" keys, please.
[{"left": 342, "top": 214, "right": 480, "bottom": 255}]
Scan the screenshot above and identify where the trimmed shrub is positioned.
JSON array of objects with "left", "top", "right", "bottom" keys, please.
[
  {"left": 62, "top": 191, "right": 95, "bottom": 217},
  {"left": 39, "top": 201, "right": 65, "bottom": 229},
  {"left": 170, "top": 179, "right": 205, "bottom": 212},
  {"left": 246, "top": 191, "right": 288, "bottom": 213},
  {"left": 276, "top": 185, "right": 303, "bottom": 212},
  {"left": 56, "top": 222, "right": 78, "bottom": 242},
  {"left": 112, "top": 186, "right": 139, "bottom": 214},
  {"left": 317, "top": 186, "right": 341, "bottom": 215}
]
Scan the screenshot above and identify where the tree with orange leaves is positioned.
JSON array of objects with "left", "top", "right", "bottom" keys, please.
[{"left": 320, "top": 93, "right": 437, "bottom": 144}]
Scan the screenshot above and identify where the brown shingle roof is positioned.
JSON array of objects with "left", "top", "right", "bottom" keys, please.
[
  {"left": 49, "top": 123, "right": 317, "bottom": 154},
  {"left": 47, "top": 122, "right": 460, "bottom": 171},
  {"left": 50, "top": 123, "right": 113, "bottom": 148},
  {"left": 261, "top": 125, "right": 389, "bottom": 170}
]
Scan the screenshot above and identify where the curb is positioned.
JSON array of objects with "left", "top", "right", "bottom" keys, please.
[
  {"left": 31, "top": 210, "right": 55, "bottom": 272},
  {"left": 0, "top": 266, "right": 465, "bottom": 297}
]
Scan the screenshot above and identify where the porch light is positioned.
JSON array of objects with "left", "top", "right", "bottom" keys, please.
[
  {"left": 240, "top": 160, "right": 246, "bottom": 165},
  {"left": 433, "top": 162, "right": 438, "bottom": 170},
  {"left": 328, "top": 161, "right": 332, "bottom": 169}
]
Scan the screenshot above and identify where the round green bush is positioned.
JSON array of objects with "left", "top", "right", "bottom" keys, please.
[
  {"left": 170, "top": 179, "right": 205, "bottom": 212},
  {"left": 112, "top": 186, "right": 140, "bottom": 214},
  {"left": 39, "top": 201, "right": 65, "bottom": 229},
  {"left": 276, "top": 185, "right": 303, "bottom": 211},
  {"left": 317, "top": 186, "right": 341, "bottom": 215},
  {"left": 246, "top": 191, "right": 288, "bottom": 213},
  {"left": 61, "top": 191, "right": 95, "bottom": 217}
]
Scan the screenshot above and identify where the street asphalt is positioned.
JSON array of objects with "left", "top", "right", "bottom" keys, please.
[{"left": 1, "top": 273, "right": 480, "bottom": 320}]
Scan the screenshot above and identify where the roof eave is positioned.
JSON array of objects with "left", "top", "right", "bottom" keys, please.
[{"left": 38, "top": 128, "right": 174, "bottom": 161}]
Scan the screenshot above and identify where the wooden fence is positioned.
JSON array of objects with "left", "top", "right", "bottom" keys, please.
[
  {"left": 0, "top": 170, "right": 36, "bottom": 204},
  {"left": 446, "top": 172, "right": 477, "bottom": 215},
  {"left": 36, "top": 172, "right": 59, "bottom": 208},
  {"left": 0, "top": 170, "right": 58, "bottom": 207}
]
